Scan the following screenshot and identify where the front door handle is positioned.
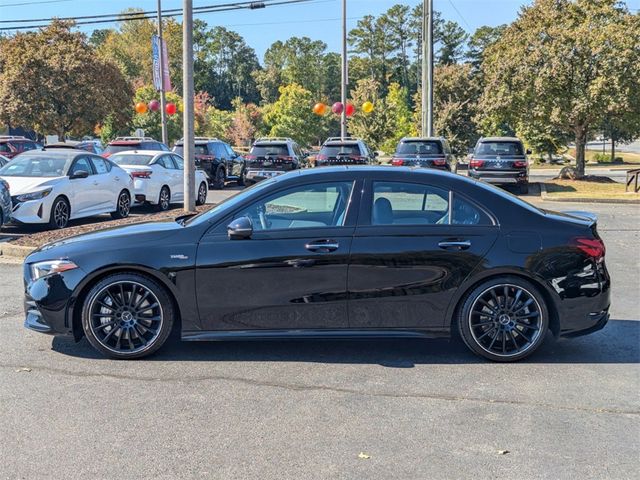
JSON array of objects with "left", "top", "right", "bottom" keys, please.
[
  {"left": 305, "top": 240, "right": 339, "bottom": 252},
  {"left": 438, "top": 240, "right": 471, "bottom": 250}
]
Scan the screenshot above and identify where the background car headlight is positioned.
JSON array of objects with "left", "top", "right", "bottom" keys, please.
[
  {"left": 30, "top": 260, "right": 78, "bottom": 280},
  {"left": 17, "top": 188, "right": 52, "bottom": 202}
]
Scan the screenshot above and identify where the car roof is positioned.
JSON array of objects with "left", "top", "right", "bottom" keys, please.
[
  {"left": 110, "top": 150, "right": 169, "bottom": 155},
  {"left": 18, "top": 149, "right": 80, "bottom": 159},
  {"left": 478, "top": 136, "right": 522, "bottom": 142},
  {"left": 400, "top": 136, "right": 445, "bottom": 142}
]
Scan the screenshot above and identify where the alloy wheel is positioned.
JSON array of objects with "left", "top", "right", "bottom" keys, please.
[
  {"left": 87, "top": 281, "right": 164, "bottom": 354},
  {"left": 159, "top": 187, "right": 170, "bottom": 210},
  {"left": 53, "top": 200, "right": 69, "bottom": 228},
  {"left": 468, "top": 283, "right": 543, "bottom": 358},
  {"left": 118, "top": 192, "right": 130, "bottom": 217},
  {"left": 197, "top": 183, "right": 207, "bottom": 205}
]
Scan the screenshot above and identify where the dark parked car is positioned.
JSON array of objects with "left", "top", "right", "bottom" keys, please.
[
  {"left": 102, "top": 137, "right": 169, "bottom": 158},
  {"left": 0, "top": 177, "right": 11, "bottom": 227},
  {"left": 0, "top": 135, "right": 41, "bottom": 159},
  {"left": 468, "top": 136, "right": 530, "bottom": 194},
  {"left": 391, "top": 136, "right": 457, "bottom": 172},
  {"left": 173, "top": 137, "right": 245, "bottom": 190},
  {"left": 23, "top": 166, "right": 610, "bottom": 362},
  {"left": 244, "top": 137, "right": 305, "bottom": 184},
  {"left": 315, "top": 137, "right": 376, "bottom": 166}
]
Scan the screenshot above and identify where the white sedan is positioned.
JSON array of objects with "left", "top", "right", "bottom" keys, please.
[
  {"left": 0, "top": 149, "right": 133, "bottom": 229},
  {"left": 109, "top": 151, "right": 208, "bottom": 210}
]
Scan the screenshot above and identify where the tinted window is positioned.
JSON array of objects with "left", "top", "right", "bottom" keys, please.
[
  {"left": 173, "top": 145, "right": 209, "bottom": 156},
  {"left": 69, "top": 157, "right": 93, "bottom": 176},
  {"left": 0, "top": 155, "right": 69, "bottom": 177},
  {"left": 476, "top": 141, "right": 524, "bottom": 156},
  {"left": 90, "top": 157, "right": 109, "bottom": 174},
  {"left": 250, "top": 144, "right": 289, "bottom": 156},
  {"left": 156, "top": 155, "right": 175, "bottom": 169},
  {"left": 320, "top": 144, "right": 361, "bottom": 156},
  {"left": 224, "top": 144, "right": 235, "bottom": 157},
  {"left": 236, "top": 181, "right": 353, "bottom": 231},
  {"left": 0, "top": 144, "right": 10, "bottom": 153},
  {"left": 104, "top": 144, "right": 138, "bottom": 154},
  {"left": 110, "top": 154, "right": 154, "bottom": 166},
  {"left": 171, "top": 155, "right": 184, "bottom": 169},
  {"left": 372, "top": 181, "right": 448, "bottom": 225},
  {"left": 396, "top": 141, "right": 443, "bottom": 155},
  {"left": 452, "top": 195, "right": 492, "bottom": 225}
]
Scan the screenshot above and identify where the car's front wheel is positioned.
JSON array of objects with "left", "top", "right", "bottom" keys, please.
[
  {"left": 81, "top": 273, "right": 175, "bottom": 359},
  {"left": 457, "top": 276, "right": 548, "bottom": 362},
  {"left": 48, "top": 196, "right": 70, "bottom": 229},
  {"left": 195, "top": 182, "right": 207, "bottom": 206},
  {"left": 110, "top": 190, "right": 131, "bottom": 219}
]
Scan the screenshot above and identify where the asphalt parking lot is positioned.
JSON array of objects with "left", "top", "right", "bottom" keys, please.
[{"left": 0, "top": 194, "right": 638, "bottom": 479}]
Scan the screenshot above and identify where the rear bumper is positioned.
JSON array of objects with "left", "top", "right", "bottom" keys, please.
[
  {"left": 560, "top": 308, "right": 609, "bottom": 338},
  {"left": 468, "top": 169, "right": 528, "bottom": 184}
]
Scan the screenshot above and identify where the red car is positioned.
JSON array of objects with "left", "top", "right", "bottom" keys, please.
[{"left": 0, "top": 135, "right": 41, "bottom": 159}]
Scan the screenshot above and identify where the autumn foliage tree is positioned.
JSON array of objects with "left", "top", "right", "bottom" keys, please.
[{"left": 0, "top": 21, "right": 132, "bottom": 139}]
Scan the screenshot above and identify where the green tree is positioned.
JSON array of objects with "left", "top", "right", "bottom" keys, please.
[
  {"left": 478, "top": 0, "right": 640, "bottom": 175},
  {"left": 0, "top": 21, "right": 132, "bottom": 139},
  {"left": 466, "top": 25, "right": 506, "bottom": 69},
  {"left": 262, "top": 84, "right": 327, "bottom": 147},
  {"left": 131, "top": 85, "right": 183, "bottom": 144},
  {"left": 347, "top": 79, "right": 394, "bottom": 152},
  {"left": 437, "top": 20, "right": 468, "bottom": 65},
  {"left": 380, "top": 83, "right": 413, "bottom": 153}
]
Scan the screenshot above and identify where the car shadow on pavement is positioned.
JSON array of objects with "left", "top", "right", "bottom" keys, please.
[{"left": 50, "top": 318, "right": 639, "bottom": 366}]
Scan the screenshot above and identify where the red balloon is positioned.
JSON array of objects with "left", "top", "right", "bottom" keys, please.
[
  {"left": 148, "top": 99, "right": 160, "bottom": 112},
  {"left": 345, "top": 103, "right": 355, "bottom": 117},
  {"left": 331, "top": 102, "right": 344, "bottom": 114},
  {"left": 166, "top": 102, "right": 177, "bottom": 115}
]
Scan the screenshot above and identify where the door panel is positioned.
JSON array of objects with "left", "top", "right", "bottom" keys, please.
[
  {"left": 89, "top": 156, "right": 115, "bottom": 210},
  {"left": 67, "top": 157, "right": 95, "bottom": 216}
]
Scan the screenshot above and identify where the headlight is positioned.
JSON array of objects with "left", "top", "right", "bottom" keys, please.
[
  {"left": 17, "top": 188, "right": 52, "bottom": 202},
  {"left": 30, "top": 259, "right": 78, "bottom": 280}
]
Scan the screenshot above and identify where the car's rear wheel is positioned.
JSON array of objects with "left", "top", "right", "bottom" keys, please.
[
  {"left": 211, "top": 167, "right": 225, "bottom": 190},
  {"left": 82, "top": 273, "right": 174, "bottom": 359},
  {"left": 519, "top": 183, "right": 529, "bottom": 194},
  {"left": 48, "top": 196, "right": 70, "bottom": 229},
  {"left": 158, "top": 186, "right": 170, "bottom": 211},
  {"left": 457, "top": 277, "right": 548, "bottom": 362},
  {"left": 237, "top": 168, "right": 246, "bottom": 186},
  {"left": 110, "top": 190, "right": 131, "bottom": 219},
  {"left": 196, "top": 182, "right": 207, "bottom": 206}
]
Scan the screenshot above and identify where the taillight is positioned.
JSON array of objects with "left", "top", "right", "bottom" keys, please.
[
  {"left": 246, "top": 155, "right": 256, "bottom": 160},
  {"left": 277, "top": 156, "right": 293, "bottom": 162},
  {"left": 102, "top": 152, "right": 111, "bottom": 158},
  {"left": 469, "top": 158, "right": 484, "bottom": 168},
  {"left": 432, "top": 158, "right": 446, "bottom": 166},
  {"left": 391, "top": 158, "right": 404, "bottom": 166},
  {"left": 316, "top": 154, "right": 327, "bottom": 161},
  {"left": 513, "top": 160, "right": 528, "bottom": 168},
  {"left": 131, "top": 170, "right": 151, "bottom": 179},
  {"left": 573, "top": 237, "right": 605, "bottom": 259}
]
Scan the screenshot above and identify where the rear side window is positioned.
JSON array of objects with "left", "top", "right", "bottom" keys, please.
[
  {"left": 213, "top": 143, "right": 227, "bottom": 158},
  {"left": 90, "top": 157, "right": 109, "bottom": 174},
  {"left": 250, "top": 144, "right": 289, "bottom": 156},
  {"left": 372, "top": 181, "right": 449, "bottom": 225},
  {"left": 0, "top": 144, "right": 10, "bottom": 153},
  {"left": 396, "top": 141, "right": 443, "bottom": 155},
  {"left": 476, "top": 141, "right": 523, "bottom": 156},
  {"left": 156, "top": 155, "right": 175, "bottom": 169}
]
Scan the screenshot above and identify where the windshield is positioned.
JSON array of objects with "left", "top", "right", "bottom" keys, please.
[
  {"left": 476, "top": 141, "right": 524, "bottom": 156},
  {"left": 104, "top": 144, "right": 139, "bottom": 154},
  {"left": 0, "top": 155, "right": 69, "bottom": 177},
  {"left": 173, "top": 145, "right": 209, "bottom": 156},
  {"left": 250, "top": 144, "right": 289, "bottom": 157},
  {"left": 110, "top": 154, "right": 154, "bottom": 166},
  {"left": 320, "top": 144, "right": 360, "bottom": 156},
  {"left": 396, "top": 141, "right": 443, "bottom": 155}
]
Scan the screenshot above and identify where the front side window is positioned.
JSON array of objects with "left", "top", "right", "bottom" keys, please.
[
  {"left": 236, "top": 181, "right": 353, "bottom": 231},
  {"left": 372, "top": 181, "right": 449, "bottom": 225},
  {"left": 90, "top": 157, "right": 109, "bottom": 174},
  {"left": 69, "top": 157, "right": 94, "bottom": 176}
]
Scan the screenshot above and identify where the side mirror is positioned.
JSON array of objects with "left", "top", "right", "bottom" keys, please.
[
  {"left": 526, "top": 149, "right": 532, "bottom": 155},
  {"left": 227, "top": 216, "right": 253, "bottom": 240},
  {"left": 69, "top": 170, "right": 89, "bottom": 179}
]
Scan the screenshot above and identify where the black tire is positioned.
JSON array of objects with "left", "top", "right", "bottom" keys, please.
[
  {"left": 195, "top": 182, "right": 207, "bottom": 206},
  {"left": 456, "top": 276, "right": 549, "bottom": 362},
  {"left": 81, "top": 272, "right": 175, "bottom": 359},
  {"left": 157, "top": 186, "right": 170, "bottom": 211},
  {"left": 237, "top": 167, "right": 246, "bottom": 187},
  {"left": 110, "top": 190, "right": 131, "bottom": 219},
  {"left": 211, "top": 167, "right": 225, "bottom": 190},
  {"left": 48, "top": 196, "right": 70, "bottom": 229},
  {"left": 519, "top": 183, "right": 529, "bottom": 195}
]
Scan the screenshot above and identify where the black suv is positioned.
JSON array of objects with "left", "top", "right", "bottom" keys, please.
[
  {"left": 0, "top": 135, "right": 41, "bottom": 159},
  {"left": 315, "top": 137, "right": 376, "bottom": 166},
  {"left": 245, "top": 137, "right": 306, "bottom": 184},
  {"left": 468, "top": 136, "right": 530, "bottom": 194},
  {"left": 391, "top": 137, "right": 456, "bottom": 172},
  {"left": 173, "top": 137, "right": 245, "bottom": 190},
  {"left": 102, "top": 137, "right": 169, "bottom": 158}
]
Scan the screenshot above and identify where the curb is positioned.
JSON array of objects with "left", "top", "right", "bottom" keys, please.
[
  {"left": 539, "top": 183, "right": 640, "bottom": 204},
  {"left": 0, "top": 243, "right": 35, "bottom": 260}
]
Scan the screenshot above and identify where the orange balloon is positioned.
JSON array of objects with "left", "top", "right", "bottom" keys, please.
[
  {"left": 135, "top": 102, "right": 148, "bottom": 114},
  {"left": 313, "top": 102, "right": 327, "bottom": 115}
]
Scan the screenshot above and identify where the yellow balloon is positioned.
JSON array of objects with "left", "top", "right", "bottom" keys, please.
[{"left": 362, "top": 101, "right": 374, "bottom": 113}]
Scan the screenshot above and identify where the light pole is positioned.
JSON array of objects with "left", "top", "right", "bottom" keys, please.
[
  {"left": 157, "top": 0, "right": 168, "bottom": 146},
  {"left": 421, "top": 0, "right": 433, "bottom": 137},
  {"left": 340, "top": 0, "right": 347, "bottom": 139},
  {"left": 183, "top": 0, "right": 195, "bottom": 212}
]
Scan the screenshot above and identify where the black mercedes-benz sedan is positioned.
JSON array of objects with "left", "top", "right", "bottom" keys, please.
[{"left": 22, "top": 166, "right": 610, "bottom": 361}]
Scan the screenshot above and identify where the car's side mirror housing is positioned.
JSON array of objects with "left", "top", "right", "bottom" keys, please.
[
  {"left": 69, "top": 170, "right": 89, "bottom": 179},
  {"left": 228, "top": 216, "right": 253, "bottom": 240},
  {"left": 526, "top": 149, "right": 532, "bottom": 155}
]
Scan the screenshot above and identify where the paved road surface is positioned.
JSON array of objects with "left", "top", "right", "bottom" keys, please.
[{"left": 0, "top": 199, "right": 638, "bottom": 479}]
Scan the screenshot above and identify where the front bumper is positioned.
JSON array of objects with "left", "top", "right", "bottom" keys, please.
[{"left": 10, "top": 197, "right": 50, "bottom": 224}]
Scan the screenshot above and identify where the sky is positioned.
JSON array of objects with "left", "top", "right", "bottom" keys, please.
[{"left": 1, "top": 0, "right": 639, "bottom": 59}]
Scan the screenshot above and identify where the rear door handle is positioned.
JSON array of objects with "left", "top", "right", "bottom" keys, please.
[
  {"left": 438, "top": 240, "right": 471, "bottom": 250},
  {"left": 305, "top": 240, "right": 339, "bottom": 252}
]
